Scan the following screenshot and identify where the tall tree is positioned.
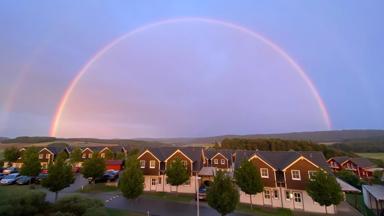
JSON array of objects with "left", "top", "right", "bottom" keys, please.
[
  {"left": 3, "top": 146, "right": 20, "bottom": 166},
  {"left": 234, "top": 160, "right": 263, "bottom": 208},
  {"left": 165, "top": 157, "right": 189, "bottom": 193},
  {"left": 335, "top": 170, "right": 360, "bottom": 189},
  {"left": 306, "top": 171, "right": 343, "bottom": 214},
  {"left": 20, "top": 147, "right": 41, "bottom": 176},
  {"left": 119, "top": 155, "right": 144, "bottom": 199},
  {"left": 69, "top": 147, "right": 82, "bottom": 165},
  {"left": 207, "top": 171, "right": 239, "bottom": 216},
  {"left": 42, "top": 154, "right": 74, "bottom": 201},
  {"left": 81, "top": 154, "right": 106, "bottom": 183}
]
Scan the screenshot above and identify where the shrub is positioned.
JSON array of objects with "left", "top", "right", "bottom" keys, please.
[
  {"left": 0, "top": 190, "right": 47, "bottom": 216},
  {"left": 52, "top": 195, "right": 104, "bottom": 216}
]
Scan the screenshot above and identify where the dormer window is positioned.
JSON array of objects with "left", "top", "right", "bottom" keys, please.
[{"left": 291, "top": 170, "right": 301, "bottom": 180}]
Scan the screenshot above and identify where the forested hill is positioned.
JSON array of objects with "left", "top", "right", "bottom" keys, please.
[{"left": 137, "top": 129, "right": 384, "bottom": 145}]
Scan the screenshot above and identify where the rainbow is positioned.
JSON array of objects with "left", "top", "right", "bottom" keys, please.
[{"left": 50, "top": 17, "right": 332, "bottom": 136}]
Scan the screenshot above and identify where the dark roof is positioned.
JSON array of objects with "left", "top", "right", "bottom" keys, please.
[
  {"left": 329, "top": 156, "right": 349, "bottom": 164},
  {"left": 349, "top": 158, "right": 375, "bottom": 168},
  {"left": 234, "top": 150, "right": 331, "bottom": 172},
  {"left": 205, "top": 149, "right": 234, "bottom": 160},
  {"left": 45, "top": 143, "right": 70, "bottom": 155}
]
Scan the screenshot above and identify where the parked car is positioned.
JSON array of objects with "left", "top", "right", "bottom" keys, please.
[
  {"left": 0, "top": 173, "right": 20, "bottom": 185},
  {"left": 16, "top": 176, "right": 35, "bottom": 185},
  {"left": 197, "top": 184, "right": 209, "bottom": 200},
  {"left": 3, "top": 167, "right": 18, "bottom": 174},
  {"left": 35, "top": 173, "right": 48, "bottom": 184},
  {"left": 92, "top": 170, "right": 119, "bottom": 183},
  {"left": 0, "top": 173, "right": 6, "bottom": 180}
]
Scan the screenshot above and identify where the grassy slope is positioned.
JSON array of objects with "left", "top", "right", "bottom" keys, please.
[{"left": 356, "top": 152, "right": 384, "bottom": 161}]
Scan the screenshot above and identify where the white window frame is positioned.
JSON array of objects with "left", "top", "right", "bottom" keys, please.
[
  {"left": 285, "top": 190, "right": 292, "bottom": 200},
  {"left": 264, "top": 190, "right": 271, "bottom": 199},
  {"left": 89, "top": 154, "right": 92, "bottom": 158},
  {"left": 182, "top": 160, "right": 188, "bottom": 167},
  {"left": 151, "top": 178, "right": 157, "bottom": 186},
  {"left": 308, "top": 170, "right": 317, "bottom": 180},
  {"left": 100, "top": 153, "right": 105, "bottom": 158},
  {"left": 294, "top": 192, "right": 302, "bottom": 203},
  {"left": 39, "top": 154, "right": 43, "bottom": 159},
  {"left": 213, "top": 159, "right": 218, "bottom": 165},
  {"left": 260, "top": 168, "right": 269, "bottom": 178},
  {"left": 221, "top": 159, "right": 225, "bottom": 165},
  {"left": 140, "top": 160, "right": 146, "bottom": 168},
  {"left": 150, "top": 160, "right": 156, "bottom": 169},
  {"left": 82, "top": 153, "right": 86, "bottom": 159},
  {"left": 273, "top": 190, "right": 279, "bottom": 199},
  {"left": 46, "top": 154, "right": 51, "bottom": 159},
  {"left": 291, "top": 170, "right": 301, "bottom": 180}
]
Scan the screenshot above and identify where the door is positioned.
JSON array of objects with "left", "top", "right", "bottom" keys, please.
[
  {"left": 293, "top": 192, "right": 304, "bottom": 210},
  {"left": 150, "top": 178, "right": 157, "bottom": 191}
]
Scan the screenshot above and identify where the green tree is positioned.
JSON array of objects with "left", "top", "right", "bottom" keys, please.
[
  {"left": 119, "top": 156, "right": 144, "bottom": 199},
  {"left": 207, "top": 171, "right": 239, "bottom": 216},
  {"left": 81, "top": 154, "right": 106, "bottom": 183},
  {"left": 103, "top": 150, "right": 114, "bottom": 159},
  {"left": 3, "top": 146, "right": 19, "bottom": 166},
  {"left": 52, "top": 195, "right": 104, "bottom": 216},
  {"left": 166, "top": 157, "right": 189, "bottom": 193},
  {"left": 306, "top": 171, "right": 343, "bottom": 214},
  {"left": 20, "top": 147, "right": 41, "bottom": 176},
  {"left": 69, "top": 147, "right": 82, "bottom": 165},
  {"left": 42, "top": 154, "right": 74, "bottom": 201},
  {"left": 336, "top": 170, "right": 361, "bottom": 189},
  {"left": 372, "top": 170, "right": 383, "bottom": 185},
  {"left": 234, "top": 160, "right": 263, "bottom": 208},
  {"left": 115, "top": 152, "right": 126, "bottom": 160}
]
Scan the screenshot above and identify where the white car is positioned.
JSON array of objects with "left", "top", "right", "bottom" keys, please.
[{"left": 0, "top": 173, "right": 20, "bottom": 185}]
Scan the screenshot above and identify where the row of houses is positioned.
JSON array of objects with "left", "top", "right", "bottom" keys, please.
[
  {"left": 327, "top": 156, "right": 380, "bottom": 179},
  {"left": 137, "top": 147, "right": 337, "bottom": 214},
  {"left": 7, "top": 143, "right": 368, "bottom": 214}
]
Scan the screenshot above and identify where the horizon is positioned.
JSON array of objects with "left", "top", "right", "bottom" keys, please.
[{"left": 1, "top": 1, "right": 383, "bottom": 138}]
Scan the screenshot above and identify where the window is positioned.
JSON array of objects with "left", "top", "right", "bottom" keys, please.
[
  {"left": 221, "top": 159, "right": 225, "bottom": 165},
  {"left": 273, "top": 190, "right": 279, "bottom": 199},
  {"left": 150, "top": 160, "right": 156, "bottom": 169},
  {"left": 214, "top": 159, "right": 218, "bottom": 164},
  {"left": 260, "top": 168, "right": 269, "bottom": 178},
  {"left": 291, "top": 170, "right": 301, "bottom": 180},
  {"left": 140, "top": 160, "right": 146, "bottom": 168},
  {"left": 39, "top": 154, "right": 43, "bottom": 159},
  {"left": 294, "top": 192, "right": 302, "bottom": 203},
  {"left": 182, "top": 160, "right": 188, "bottom": 167},
  {"left": 308, "top": 171, "right": 317, "bottom": 180},
  {"left": 151, "top": 178, "right": 157, "bottom": 186},
  {"left": 46, "top": 154, "right": 51, "bottom": 159},
  {"left": 285, "top": 191, "right": 292, "bottom": 200},
  {"left": 100, "top": 153, "right": 105, "bottom": 158},
  {"left": 82, "top": 153, "right": 86, "bottom": 159},
  {"left": 89, "top": 154, "right": 92, "bottom": 158},
  {"left": 264, "top": 190, "right": 271, "bottom": 199}
]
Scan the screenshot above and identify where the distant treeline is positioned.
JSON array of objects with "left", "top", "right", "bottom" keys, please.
[
  {"left": 219, "top": 138, "right": 353, "bottom": 159},
  {"left": 1, "top": 136, "right": 56, "bottom": 143},
  {"left": 332, "top": 141, "right": 384, "bottom": 153}
]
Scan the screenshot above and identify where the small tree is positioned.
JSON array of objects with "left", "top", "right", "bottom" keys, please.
[
  {"left": 69, "top": 147, "right": 82, "bottom": 165},
  {"left": 20, "top": 147, "right": 41, "bottom": 176},
  {"left": 336, "top": 170, "right": 360, "bottom": 189},
  {"left": 119, "top": 155, "right": 144, "bottom": 199},
  {"left": 207, "top": 171, "right": 239, "bottom": 216},
  {"left": 81, "top": 154, "right": 106, "bottom": 183},
  {"left": 3, "top": 146, "right": 19, "bottom": 166},
  {"left": 306, "top": 171, "right": 343, "bottom": 214},
  {"left": 166, "top": 157, "right": 189, "bottom": 193},
  {"left": 42, "top": 154, "right": 74, "bottom": 201},
  {"left": 234, "top": 160, "right": 263, "bottom": 208}
]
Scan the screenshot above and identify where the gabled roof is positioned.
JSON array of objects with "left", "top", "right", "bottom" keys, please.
[
  {"left": 45, "top": 143, "right": 70, "bottom": 155},
  {"left": 328, "top": 156, "right": 349, "bottom": 164},
  {"left": 205, "top": 149, "right": 233, "bottom": 160},
  {"left": 349, "top": 158, "right": 375, "bottom": 168}
]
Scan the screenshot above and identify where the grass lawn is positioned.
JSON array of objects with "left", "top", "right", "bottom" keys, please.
[
  {"left": 0, "top": 149, "right": 4, "bottom": 160},
  {"left": 78, "top": 183, "right": 119, "bottom": 193},
  {"left": 236, "top": 203, "right": 293, "bottom": 216},
  {"left": 357, "top": 152, "right": 384, "bottom": 161},
  {"left": 106, "top": 208, "right": 145, "bottom": 216},
  {"left": 141, "top": 191, "right": 194, "bottom": 203}
]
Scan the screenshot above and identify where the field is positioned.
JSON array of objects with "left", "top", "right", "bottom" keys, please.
[{"left": 357, "top": 152, "right": 384, "bottom": 161}]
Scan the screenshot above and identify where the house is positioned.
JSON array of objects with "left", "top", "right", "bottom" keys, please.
[
  {"left": 341, "top": 158, "right": 376, "bottom": 178},
  {"left": 235, "top": 150, "right": 336, "bottom": 214},
  {"left": 327, "top": 156, "right": 349, "bottom": 172},
  {"left": 204, "top": 149, "right": 234, "bottom": 171},
  {"left": 137, "top": 147, "right": 204, "bottom": 193},
  {"left": 362, "top": 184, "right": 384, "bottom": 215},
  {"left": 38, "top": 143, "right": 71, "bottom": 168},
  {"left": 78, "top": 145, "right": 126, "bottom": 167}
]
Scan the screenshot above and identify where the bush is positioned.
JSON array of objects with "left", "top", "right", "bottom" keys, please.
[
  {"left": 0, "top": 190, "right": 47, "bottom": 216},
  {"left": 52, "top": 195, "right": 104, "bottom": 216},
  {"left": 336, "top": 170, "right": 361, "bottom": 189},
  {"left": 82, "top": 207, "right": 108, "bottom": 216}
]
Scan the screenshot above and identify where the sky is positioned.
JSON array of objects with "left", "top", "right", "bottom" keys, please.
[{"left": 0, "top": 1, "right": 383, "bottom": 138}]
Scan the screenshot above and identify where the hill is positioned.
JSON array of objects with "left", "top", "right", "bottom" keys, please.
[{"left": 137, "top": 129, "right": 384, "bottom": 145}]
